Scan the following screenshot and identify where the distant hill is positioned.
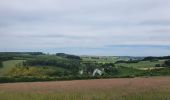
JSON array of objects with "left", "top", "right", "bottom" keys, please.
[{"left": 56, "top": 53, "right": 81, "bottom": 60}]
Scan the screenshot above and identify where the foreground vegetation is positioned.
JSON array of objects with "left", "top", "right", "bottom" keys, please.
[
  {"left": 1, "top": 89, "right": 170, "bottom": 100},
  {"left": 1, "top": 77, "right": 170, "bottom": 100}
]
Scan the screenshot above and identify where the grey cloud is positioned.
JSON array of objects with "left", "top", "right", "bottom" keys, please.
[
  {"left": 139, "top": 20, "right": 170, "bottom": 26},
  {"left": 18, "top": 34, "right": 94, "bottom": 40},
  {"left": 0, "top": 0, "right": 170, "bottom": 54}
]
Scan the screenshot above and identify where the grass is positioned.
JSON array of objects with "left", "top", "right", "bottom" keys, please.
[
  {"left": 0, "top": 60, "right": 24, "bottom": 76},
  {"left": 0, "top": 85, "right": 170, "bottom": 100},
  {"left": 115, "top": 60, "right": 164, "bottom": 69},
  {"left": 81, "top": 56, "right": 119, "bottom": 63},
  {"left": 1, "top": 77, "right": 170, "bottom": 100},
  {"left": 115, "top": 66, "right": 144, "bottom": 76}
]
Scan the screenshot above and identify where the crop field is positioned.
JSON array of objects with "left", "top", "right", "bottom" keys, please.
[{"left": 0, "top": 77, "right": 170, "bottom": 100}]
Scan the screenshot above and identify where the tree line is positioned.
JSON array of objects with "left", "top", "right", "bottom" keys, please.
[{"left": 143, "top": 56, "right": 170, "bottom": 61}]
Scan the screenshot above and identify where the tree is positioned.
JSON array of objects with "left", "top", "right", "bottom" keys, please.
[
  {"left": 155, "top": 64, "right": 161, "bottom": 67},
  {"left": 56, "top": 53, "right": 81, "bottom": 60},
  {"left": 104, "top": 66, "right": 118, "bottom": 75},
  {"left": 164, "top": 60, "right": 170, "bottom": 67},
  {"left": 0, "top": 61, "right": 3, "bottom": 68}
]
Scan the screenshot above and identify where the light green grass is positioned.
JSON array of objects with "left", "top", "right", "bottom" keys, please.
[
  {"left": 0, "top": 60, "right": 24, "bottom": 76},
  {"left": 115, "top": 60, "right": 164, "bottom": 69},
  {"left": 81, "top": 56, "right": 119, "bottom": 63}
]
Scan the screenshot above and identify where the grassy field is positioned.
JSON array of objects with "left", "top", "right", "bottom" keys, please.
[
  {"left": 0, "top": 60, "right": 24, "bottom": 76},
  {"left": 115, "top": 60, "right": 164, "bottom": 69},
  {"left": 0, "top": 77, "right": 170, "bottom": 100},
  {"left": 1, "top": 89, "right": 170, "bottom": 100},
  {"left": 81, "top": 56, "right": 119, "bottom": 63},
  {"left": 81, "top": 56, "right": 142, "bottom": 63}
]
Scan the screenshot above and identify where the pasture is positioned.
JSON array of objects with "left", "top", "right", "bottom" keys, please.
[
  {"left": 115, "top": 60, "right": 164, "bottom": 69},
  {"left": 0, "top": 77, "right": 170, "bottom": 100},
  {"left": 0, "top": 60, "right": 24, "bottom": 76}
]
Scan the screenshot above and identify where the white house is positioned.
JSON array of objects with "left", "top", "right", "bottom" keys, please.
[
  {"left": 92, "top": 68, "right": 104, "bottom": 76},
  {"left": 79, "top": 70, "right": 83, "bottom": 75}
]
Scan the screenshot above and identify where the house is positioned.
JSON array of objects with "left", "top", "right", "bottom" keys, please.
[
  {"left": 79, "top": 70, "right": 84, "bottom": 75},
  {"left": 92, "top": 68, "right": 104, "bottom": 76}
]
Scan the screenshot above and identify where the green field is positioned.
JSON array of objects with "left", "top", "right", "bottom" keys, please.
[
  {"left": 0, "top": 60, "right": 24, "bottom": 76},
  {"left": 115, "top": 60, "right": 164, "bottom": 69},
  {"left": 81, "top": 56, "right": 119, "bottom": 63}
]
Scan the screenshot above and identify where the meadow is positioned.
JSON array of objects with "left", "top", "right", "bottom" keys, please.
[
  {"left": 0, "top": 60, "right": 24, "bottom": 76},
  {"left": 0, "top": 77, "right": 170, "bottom": 100},
  {"left": 115, "top": 60, "right": 165, "bottom": 69}
]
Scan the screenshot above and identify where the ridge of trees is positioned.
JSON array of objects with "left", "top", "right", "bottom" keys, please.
[
  {"left": 143, "top": 56, "right": 170, "bottom": 61},
  {"left": 56, "top": 53, "right": 81, "bottom": 60}
]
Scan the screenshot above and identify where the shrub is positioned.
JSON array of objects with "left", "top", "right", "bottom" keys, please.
[
  {"left": 0, "top": 61, "right": 2, "bottom": 68},
  {"left": 104, "top": 67, "right": 118, "bottom": 75},
  {"left": 164, "top": 60, "right": 170, "bottom": 67},
  {"left": 0, "top": 76, "right": 56, "bottom": 83},
  {"left": 155, "top": 64, "right": 161, "bottom": 67}
]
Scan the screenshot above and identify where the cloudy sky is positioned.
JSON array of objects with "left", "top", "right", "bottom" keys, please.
[{"left": 0, "top": 0, "right": 170, "bottom": 56}]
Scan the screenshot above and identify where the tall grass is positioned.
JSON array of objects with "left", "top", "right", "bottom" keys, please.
[{"left": 0, "top": 87, "right": 170, "bottom": 100}]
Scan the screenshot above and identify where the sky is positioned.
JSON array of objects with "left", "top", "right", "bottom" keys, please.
[{"left": 0, "top": 0, "right": 170, "bottom": 56}]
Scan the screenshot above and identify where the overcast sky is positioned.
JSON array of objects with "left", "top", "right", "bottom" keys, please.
[{"left": 0, "top": 0, "right": 170, "bottom": 56}]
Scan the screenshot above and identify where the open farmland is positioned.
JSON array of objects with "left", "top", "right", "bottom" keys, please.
[
  {"left": 81, "top": 56, "right": 140, "bottom": 63},
  {"left": 115, "top": 60, "right": 165, "bottom": 69},
  {"left": 0, "top": 77, "right": 170, "bottom": 100},
  {"left": 0, "top": 60, "right": 24, "bottom": 76}
]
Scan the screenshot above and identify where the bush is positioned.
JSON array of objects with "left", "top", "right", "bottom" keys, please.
[
  {"left": 155, "top": 64, "right": 161, "bottom": 67},
  {"left": 0, "top": 76, "right": 56, "bottom": 83},
  {"left": 104, "top": 67, "right": 118, "bottom": 75},
  {"left": 23, "top": 57, "right": 81, "bottom": 75},
  {"left": 0, "top": 61, "right": 2, "bottom": 68},
  {"left": 142, "top": 68, "right": 170, "bottom": 76},
  {"left": 164, "top": 60, "right": 170, "bottom": 67},
  {"left": 6, "top": 66, "right": 50, "bottom": 77}
]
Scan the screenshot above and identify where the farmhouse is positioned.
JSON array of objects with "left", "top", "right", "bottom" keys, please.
[{"left": 92, "top": 68, "right": 104, "bottom": 76}]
